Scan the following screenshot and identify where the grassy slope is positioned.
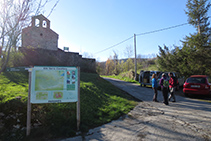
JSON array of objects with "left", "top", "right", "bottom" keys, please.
[
  {"left": 0, "top": 72, "right": 29, "bottom": 103},
  {"left": 101, "top": 72, "right": 153, "bottom": 88},
  {"left": 0, "top": 71, "right": 139, "bottom": 139},
  {"left": 80, "top": 73, "right": 139, "bottom": 130},
  {"left": 102, "top": 74, "right": 139, "bottom": 84}
]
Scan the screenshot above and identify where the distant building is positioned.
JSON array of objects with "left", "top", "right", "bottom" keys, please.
[{"left": 22, "top": 14, "right": 58, "bottom": 50}]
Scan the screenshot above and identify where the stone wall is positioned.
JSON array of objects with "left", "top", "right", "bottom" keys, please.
[
  {"left": 81, "top": 58, "right": 96, "bottom": 73},
  {"left": 18, "top": 48, "right": 96, "bottom": 73}
]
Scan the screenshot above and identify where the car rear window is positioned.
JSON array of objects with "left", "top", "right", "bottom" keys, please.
[{"left": 187, "top": 77, "right": 206, "bottom": 84}]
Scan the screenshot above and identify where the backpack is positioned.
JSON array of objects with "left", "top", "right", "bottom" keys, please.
[
  {"left": 163, "top": 79, "right": 169, "bottom": 87},
  {"left": 173, "top": 77, "right": 178, "bottom": 87}
]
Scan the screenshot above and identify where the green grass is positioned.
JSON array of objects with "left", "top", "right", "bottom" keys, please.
[
  {"left": 0, "top": 71, "right": 29, "bottom": 103},
  {"left": 101, "top": 73, "right": 139, "bottom": 84},
  {"left": 145, "top": 64, "right": 158, "bottom": 71},
  {"left": 0, "top": 71, "right": 139, "bottom": 140},
  {"left": 80, "top": 73, "right": 139, "bottom": 127}
]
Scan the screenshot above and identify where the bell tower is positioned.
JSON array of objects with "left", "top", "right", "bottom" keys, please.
[{"left": 22, "top": 14, "right": 59, "bottom": 50}]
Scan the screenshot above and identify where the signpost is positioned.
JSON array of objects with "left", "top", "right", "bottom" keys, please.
[
  {"left": 63, "top": 47, "right": 69, "bottom": 51},
  {"left": 6, "top": 67, "right": 28, "bottom": 72},
  {"left": 26, "top": 66, "right": 80, "bottom": 136}
]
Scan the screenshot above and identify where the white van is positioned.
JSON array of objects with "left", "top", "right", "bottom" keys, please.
[{"left": 139, "top": 71, "right": 162, "bottom": 87}]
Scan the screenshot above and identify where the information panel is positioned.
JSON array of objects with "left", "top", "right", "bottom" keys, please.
[{"left": 30, "top": 66, "right": 78, "bottom": 103}]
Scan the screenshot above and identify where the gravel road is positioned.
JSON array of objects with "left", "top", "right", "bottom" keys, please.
[{"left": 62, "top": 78, "right": 211, "bottom": 141}]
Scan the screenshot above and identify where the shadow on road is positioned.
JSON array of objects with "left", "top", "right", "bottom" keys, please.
[{"left": 174, "top": 87, "right": 211, "bottom": 101}]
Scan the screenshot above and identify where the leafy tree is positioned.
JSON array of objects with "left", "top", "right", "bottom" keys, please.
[
  {"left": 157, "top": 45, "right": 179, "bottom": 72},
  {"left": 105, "top": 56, "right": 114, "bottom": 75},
  {"left": 136, "top": 54, "right": 143, "bottom": 71},
  {"left": 186, "top": 0, "right": 211, "bottom": 34},
  {"left": 181, "top": 0, "right": 211, "bottom": 76},
  {"left": 119, "top": 60, "right": 125, "bottom": 73},
  {"left": 157, "top": 0, "right": 211, "bottom": 78},
  {"left": 121, "top": 58, "right": 134, "bottom": 72},
  {"left": 96, "top": 61, "right": 103, "bottom": 75}
]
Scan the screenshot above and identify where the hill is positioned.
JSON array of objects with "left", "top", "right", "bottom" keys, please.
[{"left": 97, "top": 57, "right": 158, "bottom": 75}]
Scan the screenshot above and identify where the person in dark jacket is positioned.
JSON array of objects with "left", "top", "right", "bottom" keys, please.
[
  {"left": 152, "top": 73, "right": 158, "bottom": 102},
  {"left": 159, "top": 73, "right": 169, "bottom": 105}
]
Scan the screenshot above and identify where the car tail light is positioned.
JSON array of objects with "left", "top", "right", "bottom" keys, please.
[{"left": 205, "top": 85, "right": 210, "bottom": 89}]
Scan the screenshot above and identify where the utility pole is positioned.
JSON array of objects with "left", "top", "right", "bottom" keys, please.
[{"left": 134, "top": 34, "right": 137, "bottom": 81}]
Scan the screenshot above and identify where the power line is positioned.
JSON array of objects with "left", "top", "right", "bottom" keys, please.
[
  {"left": 94, "top": 36, "right": 133, "bottom": 54},
  {"left": 136, "top": 22, "right": 188, "bottom": 36},
  {"left": 95, "top": 22, "right": 189, "bottom": 55}
]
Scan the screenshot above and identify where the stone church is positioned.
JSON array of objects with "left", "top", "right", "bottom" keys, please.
[
  {"left": 22, "top": 14, "right": 58, "bottom": 50},
  {"left": 20, "top": 14, "right": 95, "bottom": 73}
]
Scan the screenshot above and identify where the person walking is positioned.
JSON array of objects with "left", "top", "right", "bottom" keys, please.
[
  {"left": 168, "top": 72, "right": 176, "bottom": 102},
  {"left": 159, "top": 73, "right": 169, "bottom": 105},
  {"left": 152, "top": 73, "right": 159, "bottom": 102}
]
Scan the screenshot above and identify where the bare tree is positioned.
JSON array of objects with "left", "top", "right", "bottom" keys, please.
[
  {"left": 0, "top": 0, "right": 58, "bottom": 74},
  {"left": 137, "top": 54, "right": 142, "bottom": 63},
  {"left": 124, "top": 45, "right": 133, "bottom": 71},
  {"left": 82, "top": 52, "right": 94, "bottom": 58},
  {"left": 124, "top": 45, "right": 133, "bottom": 58},
  {"left": 113, "top": 50, "right": 118, "bottom": 75}
]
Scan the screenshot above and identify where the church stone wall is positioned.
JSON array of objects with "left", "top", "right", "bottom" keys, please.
[{"left": 18, "top": 48, "right": 96, "bottom": 73}]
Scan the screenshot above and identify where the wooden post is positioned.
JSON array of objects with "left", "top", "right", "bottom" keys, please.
[
  {"left": 26, "top": 68, "right": 32, "bottom": 136},
  {"left": 77, "top": 67, "right": 80, "bottom": 130},
  {"left": 134, "top": 34, "right": 137, "bottom": 81}
]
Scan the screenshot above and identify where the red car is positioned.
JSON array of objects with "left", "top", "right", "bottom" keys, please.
[{"left": 183, "top": 75, "right": 211, "bottom": 96}]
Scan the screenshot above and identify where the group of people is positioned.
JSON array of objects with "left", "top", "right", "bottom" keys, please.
[{"left": 152, "top": 72, "right": 177, "bottom": 105}]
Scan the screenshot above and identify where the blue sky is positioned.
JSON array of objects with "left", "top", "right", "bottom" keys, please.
[{"left": 43, "top": 0, "right": 211, "bottom": 62}]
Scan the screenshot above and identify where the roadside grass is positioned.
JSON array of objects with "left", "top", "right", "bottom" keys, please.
[
  {"left": 101, "top": 74, "right": 139, "bottom": 84},
  {"left": 0, "top": 71, "right": 139, "bottom": 140},
  {"left": 101, "top": 75, "right": 153, "bottom": 89},
  {"left": 197, "top": 99, "right": 211, "bottom": 103}
]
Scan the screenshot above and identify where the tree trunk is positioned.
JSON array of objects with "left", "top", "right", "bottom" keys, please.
[{"left": 0, "top": 46, "right": 11, "bottom": 74}]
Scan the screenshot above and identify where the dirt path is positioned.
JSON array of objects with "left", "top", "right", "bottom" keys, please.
[{"left": 62, "top": 78, "right": 211, "bottom": 141}]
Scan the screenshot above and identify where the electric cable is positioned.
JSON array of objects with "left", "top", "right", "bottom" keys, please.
[
  {"left": 94, "top": 22, "right": 189, "bottom": 55},
  {"left": 94, "top": 36, "right": 133, "bottom": 54},
  {"left": 136, "top": 23, "right": 188, "bottom": 36}
]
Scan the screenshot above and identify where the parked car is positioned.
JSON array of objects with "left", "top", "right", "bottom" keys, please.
[
  {"left": 157, "top": 72, "right": 185, "bottom": 90},
  {"left": 183, "top": 75, "right": 211, "bottom": 96},
  {"left": 139, "top": 70, "right": 162, "bottom": 87}
]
